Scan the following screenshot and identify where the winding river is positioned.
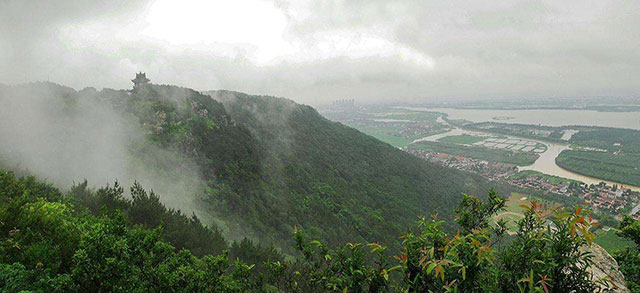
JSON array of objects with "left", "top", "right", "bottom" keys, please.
[
  {"left": 406, "top": 108, "right": 640, "bottom": 192},
  {"left": 518, "top": 142, "right": 640, "bottom": 192}
]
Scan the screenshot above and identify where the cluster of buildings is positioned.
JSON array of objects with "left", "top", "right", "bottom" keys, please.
[
  {"left": 389, "top": 124, "right": 443, "bottom": 139},
  {"left": 510, "top": 176, "right": 638, "bottom": 213},
  {"left": 585, "top": 191, "right": 627, "bottom": 213},
  {"left": 404, "top": 149, "right": 518, "bottom": 180},
  {"left": 509, "top": 176, "right": 571, "bottom": 195},
  {"left": 404, "top": 148, "right": 640, "bottom": 215},
  {"left": 580, "top": 185, "right": 629, "bottom": 212}
]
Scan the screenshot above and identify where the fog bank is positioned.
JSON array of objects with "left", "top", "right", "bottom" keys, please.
[{"left": 0, "top": 82, "right": 206, "bottom": 215}]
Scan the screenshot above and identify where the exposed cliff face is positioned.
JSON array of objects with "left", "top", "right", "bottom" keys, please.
[{"left": 586, "top": 244, "right": 630, "bottom": 292}]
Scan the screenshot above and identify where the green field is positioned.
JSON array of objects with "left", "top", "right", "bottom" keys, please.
[
  {"left": 381, "top": 111, "right": 442, "bottom": 122},
  {"left": 438, "top": 134, "right": 486, "bottom": 145},
  {"left": 347, "top": 110, "right": 450, "bottom": 148},
  {"left": 491, "top": 193, "right": 558, "bottom": 232},
  {"left": 466, "top": 122, "right": 565, "bottom": 142},
  {"left": 510, "top": 170, "right": 580, "bottom": 185},
  {"left": 504, "top": 193, "right": 557, "bottom": 214},
  {"left": 556, "top": 150, "right": 640, "bottom": 187},
  {"left": 362, "top": 128, "right": 450, "bottom": 148},
  {"left": 595, "top": 229, "right": 635, "bottom": 253},
  {"left": 495, "top": 193, "right": 528, "bottom": 231},
  {"left": 409, "top": 141, "right": 538, "bottom": 166},
  {"left": 569, "top": 127, "right": 640, "bottom": 153},
  {"left": 361, "top": 130, "right": 410, "bottom": 147},
  {"left": 501, "top": 193, "right": 635, "bottom": 254}
]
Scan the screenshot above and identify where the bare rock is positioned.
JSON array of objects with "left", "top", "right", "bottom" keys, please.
[{"left": 585, "top": 243, "right": 630, "bottom": 292}]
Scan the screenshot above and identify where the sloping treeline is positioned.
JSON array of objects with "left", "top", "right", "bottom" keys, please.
[
  {"left": 2, "top": 170, "right": 636, "bottom": 292},
  {"left": 0, "top": 82, "right": 514, "bottom": 252}
]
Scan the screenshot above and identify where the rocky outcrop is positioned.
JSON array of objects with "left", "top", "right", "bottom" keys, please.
[{"left": 585, "top": 243, "right": 630, "bottom": 292}]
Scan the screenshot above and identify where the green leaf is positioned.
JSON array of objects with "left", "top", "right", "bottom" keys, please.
[{"left": 426, "top": 262, "right": 437, "bottom": 274}]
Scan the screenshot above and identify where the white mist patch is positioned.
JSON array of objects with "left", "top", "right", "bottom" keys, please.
[
  {"left": 0, "top": 83, "right": 205, "bottom": 217},
  {"left": 0, "top": 86, "right": 129, "bottom": 186}
]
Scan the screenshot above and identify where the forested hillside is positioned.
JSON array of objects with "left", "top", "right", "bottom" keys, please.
[
  {"left": 0, "top": 82, "right": 511, "bottom": 253},
  {"left": 1, "top": 82, "right": 639, "bottom": 291},
  {"left": 203, "top": 90, "right": 513, "bottom": 246},
  {"left": 1, "top": 170, "right": 629, "bottom": 292},
  {"left": 557, "top": 127, "right": 640, "bottom": 187}
]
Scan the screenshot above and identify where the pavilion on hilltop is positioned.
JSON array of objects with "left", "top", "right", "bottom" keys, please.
[{"left": 132, "top": 72, "right": 150, "bottom": 91}]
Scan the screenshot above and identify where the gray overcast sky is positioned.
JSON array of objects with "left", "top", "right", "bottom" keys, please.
[{"left": 1, "top": 0, "right": 639, "bottom": 104}]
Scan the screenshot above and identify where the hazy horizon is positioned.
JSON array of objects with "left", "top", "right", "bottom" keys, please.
[{"left": 2, "top": 0, "right": 640, "bottom": 105}]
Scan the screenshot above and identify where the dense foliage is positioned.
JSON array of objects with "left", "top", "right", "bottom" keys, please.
[
  {"left": 1, "top": 171, "right": 615, "bottom": 292},
  {"left": 3, "top": 82, "right": 636, "bottom": 291},
  {"left": 569, "top": 128, "right": 640, "bottom": 154},
  {"left": 0, "top": 170, "right": 263, "bottom": 291},
  {"left": 126, "top": 86, "right": 512, "bottom": 251},
  {"left": 614, "top": 215, "right": 640, "bottom": 291},
  {"left": 3, "top": 82, "right": 513, "bottom": 252},
  {"left": 556, "top": 150, "right": 640, "bottom": 187},
  {"left": 209, "top": 91, "right": 512, "bottom": 246},
  {"left": 67, "top": 180, "right": 228, "bottom": 257}
]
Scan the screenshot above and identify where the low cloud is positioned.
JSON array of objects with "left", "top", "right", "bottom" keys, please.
[
  {"left": 0, "top": 82, "right": 206, "bottom": 216},
  {"left": 1, "top": 0, "right": 638, "bottom": 105}
]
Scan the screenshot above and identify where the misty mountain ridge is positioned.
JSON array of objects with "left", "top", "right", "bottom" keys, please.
[
  {"left": 3, "top": 0, "right": 639, "bottom": 289},
  {"left": 0, "top": 79, "right": 509, "bottom": 252},
  {"left": 1, "top": 79, "right": 636, "bottom": 292}
]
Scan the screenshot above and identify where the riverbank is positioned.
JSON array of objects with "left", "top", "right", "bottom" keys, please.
[
  {"left": 555, "top": 150, "right": 640, "bottom": 188},
  {"left": 411, "top": 116, "right": 640, "bottom": 192}
]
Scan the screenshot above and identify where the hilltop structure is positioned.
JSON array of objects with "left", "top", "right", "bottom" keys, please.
[{"left": 131, "top": 72, "right": 150, "bottom": 91}]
